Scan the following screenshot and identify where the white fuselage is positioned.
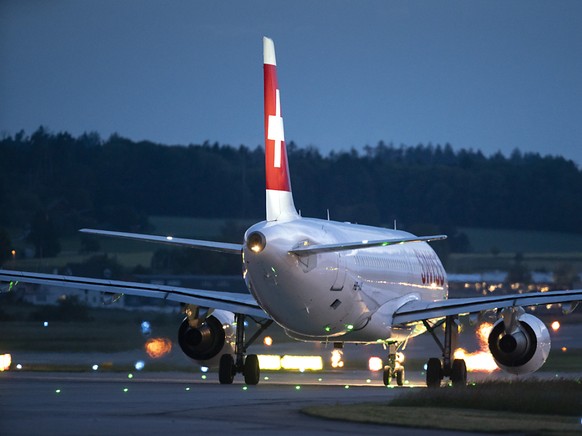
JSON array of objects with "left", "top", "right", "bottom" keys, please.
[{"left": 243, "top": 217, "right": 447, "bottom": 343}]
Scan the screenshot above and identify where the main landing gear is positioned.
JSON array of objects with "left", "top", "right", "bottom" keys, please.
[
  {"left": 383, "top": 343, "right": 405, "bottom": 387},
  {"left": 218, "top": 314, "right": 273, "bottom": 385},
  {"left": 423, "top": 315, "right": 467, "bottom": 388}
]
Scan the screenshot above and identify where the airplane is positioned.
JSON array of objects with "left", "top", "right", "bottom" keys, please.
[{"left": 1, "top": 37, "right": 581, "bottom": 388}]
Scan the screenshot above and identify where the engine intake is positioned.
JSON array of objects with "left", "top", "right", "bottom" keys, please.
[
  {"left": 488, "top": 313, "right": 551, "bottom": 375},
  {"left": 178, "top": 315, "right": 226, "bottom": 361}
]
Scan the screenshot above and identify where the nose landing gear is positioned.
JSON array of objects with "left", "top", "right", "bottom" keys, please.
[{"left": 383, "top": 344, "right": 405, "bottom": 387}]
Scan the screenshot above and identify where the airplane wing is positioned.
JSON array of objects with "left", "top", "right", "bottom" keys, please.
[
  {"left": 0, "top": 269, "right": 267, "bottom": 319},
  {"left": 392, "top": 289, "right": 582, "bottom": 324},
  {"left": 80, "top": 229, "right": 242, "bottom": 254},
  {"left": 289, "top": 235, "right": 447, "bottom": 256}
]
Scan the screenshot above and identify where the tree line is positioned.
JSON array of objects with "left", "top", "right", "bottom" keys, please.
[{"left": 1, "top": 127, "right": 581, "bottom": 261}]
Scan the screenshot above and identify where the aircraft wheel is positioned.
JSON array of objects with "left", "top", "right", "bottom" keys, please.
[
  {"left": 395, "top": 367, "right": 405, "bottom": 387},
  {"left": 243, "top": 354, "right": 260, "bottom": 385},
  {"left": 219, "top": 354, "right": 235, "bottom": 384},
  {"left": 382, "top": 366, "right": 392, "bottom": 386},
  {"left": 426, "top": 358, "right": 442, "bottom": 388},
  {"left": 451, "top": 358, "right": 467, "bottom": 387}
]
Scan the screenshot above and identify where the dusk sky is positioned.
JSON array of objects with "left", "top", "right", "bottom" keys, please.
[{"left": 1, "top": 1, "right": 581, "bottom": 165}]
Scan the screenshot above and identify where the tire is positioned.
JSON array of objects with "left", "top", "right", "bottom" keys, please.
[
  {"left": 426, "top": 358, "right": 442, "bottom": 388},
  {"left": 451, "top": 359, "right": 467, "bottom": 387},
  {"left": 382, "top": 366, "right": 392, "bottom": 386},
  {"left": 219, "top": 354, "right": 235, "bottom": 384},
  {"left": 243, "top": 354, "right": 260, "bottom": 385},
  {"left": 395, "top": 367, "right": 405, "bottom": 387}
]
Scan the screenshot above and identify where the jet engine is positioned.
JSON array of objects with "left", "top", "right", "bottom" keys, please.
[
  {"left": 488, "top": 313, "right": 551, "bottom": 375},
  {"left": 178, "top": 309, "right": 235, "bottom": 368}
]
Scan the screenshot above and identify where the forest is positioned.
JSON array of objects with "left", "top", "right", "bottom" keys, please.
[{"left": 1, "top": 127, "right": 581, "bottom": 263}]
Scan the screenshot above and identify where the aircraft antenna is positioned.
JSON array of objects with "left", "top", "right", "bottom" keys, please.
[
  {"left": 327, "top": 209, "right": 330, "bottom": 221},
  {"left": 394, "top": 219, "right": 397, "bottom": 230}
]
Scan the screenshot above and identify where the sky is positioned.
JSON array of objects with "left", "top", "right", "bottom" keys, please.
[{"left": 1, "top": 1, "right": 582, "bottom": 165}]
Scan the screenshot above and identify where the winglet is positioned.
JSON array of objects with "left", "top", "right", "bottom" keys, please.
[{"left": 263, "top": 37, "right": 298, "bottom": 221}]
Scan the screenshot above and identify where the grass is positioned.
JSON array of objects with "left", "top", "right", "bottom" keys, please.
[
  {"left": 6, "top": 216, "right": 258, "bottom": 271},
  {"left": 460, "top": 227, "right": 582, "bottom": 254},
  {"left": 391, "top": 379, "right": 581, "bottom": 416},
  {"left": 303, "top": 405, "right": 581, "bottom": 434},
  {"left": 303, "top": 379, "right": 582, "bottom": 434},
  {"left": 149, "top": 216, "right": 257, "bottom": 239},
  {"left": 0, "top": 306, "right": 181, "bottom": 353},
  {"left": 9, "top": 219, "right": 582, "bottom": 274}
]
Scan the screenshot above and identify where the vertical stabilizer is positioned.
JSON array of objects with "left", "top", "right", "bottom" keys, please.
[{"left": 263, "top": 37, "right": 299, "bottom": 222}]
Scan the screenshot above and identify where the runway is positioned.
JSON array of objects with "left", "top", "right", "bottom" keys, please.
[
  {"left": 1, "top": 321, "right": 579, "bottom": 435},
  {"left": 1, "top": 371, "right": 470, "bottom": 436}
]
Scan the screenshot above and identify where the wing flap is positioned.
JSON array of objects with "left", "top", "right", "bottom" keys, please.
[
  {"left": 80, "top": 229, "right": 242, "bottom": 254},
  {"left": 289, "top": 234, "right": 447, "bottom": 256},
  {"left": 393, "top": 289, "right": 582, "bottom": 324},
  {"left": 0, "top": 269, "right": 267, "bottom": 319}
]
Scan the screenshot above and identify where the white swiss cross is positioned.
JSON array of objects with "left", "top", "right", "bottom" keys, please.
[{"left": 268, "top": 89, "right": 285, "bottom": 168}]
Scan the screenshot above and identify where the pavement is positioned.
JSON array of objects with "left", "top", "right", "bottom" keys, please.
[
  {"left": 1, "top": 371, "right": 490, "bottom": 436},
  {"left": 0, "top": 318, "right": 579, "bottom": 435}
]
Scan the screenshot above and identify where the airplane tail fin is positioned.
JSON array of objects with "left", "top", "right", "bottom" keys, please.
[{"left": 263, "top": 37, "right": 299, "bottom": 222}]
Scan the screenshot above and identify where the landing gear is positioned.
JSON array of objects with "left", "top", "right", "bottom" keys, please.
[
  {"left": 243, "top": 354, "right": 260, "bottom": 385},
  {"left": 219, "top": 354, "right": 235, "bottom": 384},
  {"left": 218, "top": 314, "right": 272, "bottom": 385},
  {"left": 423, "top": 315, "right": 467, "bottom": 388},
  {"left": 382, "top": 344, "right": 405, "bottom": 387},
  {"left": 451, "top": 358, "right": 467, "bottom": 387},
  {"left": 426, "top": 357, "right": 442, "bottom": 388},
  {"left": 395, "top": 366, "right": 405, "bottom": 386}
]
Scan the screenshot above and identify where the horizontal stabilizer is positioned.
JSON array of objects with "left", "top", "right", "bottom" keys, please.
[
  {"left": 80, "top": 229, "right": 242, "bottom": 254},
  {"left": 289, "top": 234, "right": 447, "bottom": 257}
]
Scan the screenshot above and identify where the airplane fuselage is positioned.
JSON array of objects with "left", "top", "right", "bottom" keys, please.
[{"left": 243, "top": 217, "right": 447, "bottom": 343}]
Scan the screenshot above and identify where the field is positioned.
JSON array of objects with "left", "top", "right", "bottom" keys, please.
[
  {"left": 303, "top": 379, "right": 582, "bottom": 434},
  {"left": 6, "top": 216, "right": 256, "bottom": 272},
  {"left": 7, "top": 217, "right": 582, "bottom": 274},
  {"left": 460, "top": 227, "right": 582, "bottom": 253}
]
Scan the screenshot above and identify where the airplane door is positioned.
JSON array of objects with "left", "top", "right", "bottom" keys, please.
[{"left": 330, "top": 253, "right": 346, "bottom": 291}]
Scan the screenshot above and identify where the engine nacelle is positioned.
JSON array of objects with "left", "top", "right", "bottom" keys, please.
[
  {"left": 178, "top": 309, "right": 235, "bottom": 368},
  {"left": 488, "top": 313, "right": 551, "bottom": 375}
]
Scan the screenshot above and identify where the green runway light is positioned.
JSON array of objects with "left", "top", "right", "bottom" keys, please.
[
  {"left": 344, "top": 385, "right": 350, "bottom": 389},
  {"left": 127, "top": 373, "right": 133, "bottom": 379},
  {"left": 366, "top": 379, "right": 371, "bottom": 383},
  {"left": 263, "top": 376, "right": 269, "bottom": 381},
  {"left": 123, "top": 388, "right": 129, "bottom": 392},
  {"left": 318, "top": 378, "right": 322, "bottom": 382},
  {"left": 242, "top": 386, "right": 248, "bottom": 391},
  {"left": 201, "top": 375, "right": 207, "bottom": 380},
  {"left": 295, "top": 385, "right": 301, "bottom": 390},
  {"left": 185, "top": 387, "right": 191, "bottom": 391},
  {"left": 55, "top": 389, "right": 61, "bottom": 394}
]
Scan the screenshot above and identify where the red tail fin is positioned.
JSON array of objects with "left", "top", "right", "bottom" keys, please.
[{"left": 263, "top": 37, "right": 298, "bottom": 221}]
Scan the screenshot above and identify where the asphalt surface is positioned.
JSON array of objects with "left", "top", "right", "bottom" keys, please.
[
  {"left": 1, "top": 371, "right": 487, "bottom": 436},
  {"left": 0, "top": 318, "right": 579, "bottom": 435}
]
